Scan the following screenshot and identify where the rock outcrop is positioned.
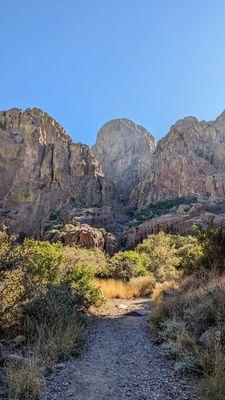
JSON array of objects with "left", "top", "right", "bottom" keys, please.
[
  {"left": 62, "top": 224, "right": 105, "bottom": 249},
  {"left": 125, "top": 206, "right": 225, "bottom": 248},
  {"left": 0, "top": 108, "right": 121, "bottom": 236},
  {"left": 47, "top": 223, "right": 120, "bottom": 255},
  {"left": 92, "top": 118, "right": 156, "bottom": 203},
  {"left": 132, "top": 114, "right": 225, "bottom": 211}
]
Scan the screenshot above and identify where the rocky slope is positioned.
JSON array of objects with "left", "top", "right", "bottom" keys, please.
[
  {"left": 0, "top": 108, "right": 121, "bottom": 237},
  {"left": 92, "top": 118, "right": 156, "bottom": 203}
]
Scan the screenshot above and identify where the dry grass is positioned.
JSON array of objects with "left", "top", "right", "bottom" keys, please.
[
  {"left": 151, "top": 280, "right": 180, "bottom": 301},
  {"left": 196, "top": 333, "right": 225, "bottom": 400},
  {"left": 150, "top": 273, "right": 225, "bottom": 400},
  {"left": 5, "top": 357, "right": 41, "bottom": 400},
  {"left": 4, "top": 321, "right": 84, "bottom": 398},
  {"left": 93, "top": 276, "right": 155, "bottom": 299},
  {"left": 33, "top": 321, "right": 84, "bottom": 372}
]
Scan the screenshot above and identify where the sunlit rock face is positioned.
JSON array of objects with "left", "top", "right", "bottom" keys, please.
[
  {"left": 0, "top": 108, "right": 120, "bottom": 235},
  {"left": 132, "top": 113, "right": 225, "bottom": 212},
  {"left": 92, "top": 118, "right": 156, "bottom": 204}
]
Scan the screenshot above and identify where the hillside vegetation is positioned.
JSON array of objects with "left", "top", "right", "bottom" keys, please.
[
  {"left": 149, "top": 223, "right": 225, "bottom": 400},
  {"left": 0, "top": 222, "right": 225, "bottom": 399}
]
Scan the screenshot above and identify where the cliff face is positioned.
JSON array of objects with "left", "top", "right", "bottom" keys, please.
[
  {"left": 133, "top": 114, "right": 225, "bottom": 211},
  {"left": 0, "top": 108, "right": 120, "bottom": 235},
  {"left": 92, "top": 118, "right": 156, "bottom": 203}
]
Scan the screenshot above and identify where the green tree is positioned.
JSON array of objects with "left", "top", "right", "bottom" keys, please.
[{"left": 136, "top": 232, "right": 180, "bottom": 282}]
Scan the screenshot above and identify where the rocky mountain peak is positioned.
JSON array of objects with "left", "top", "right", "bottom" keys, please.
[{"left": 92, "top": 118, "right": 156, "bottom": 203}]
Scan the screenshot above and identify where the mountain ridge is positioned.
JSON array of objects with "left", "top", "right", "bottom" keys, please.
[{"left": 1, "top": 107, "right": 225, "bottom": 250}]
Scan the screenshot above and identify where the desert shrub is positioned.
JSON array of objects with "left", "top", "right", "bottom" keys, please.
[
  {"left": 22, "top": 278, "right": 98, "bottom": 370},
  {"left": 24, "top": 239, "right": 63, "bottom": 284},
  {"left": 136, "top": 232, "right": 181, "bottom": 282},
  {"left": 61, "top": 266, "right": 101, "bottom": 309},
  {"left": 62, "top": 245, "right": 109, "bottom": 277},
  {"left": 23, "top": 284, "right": 81, "bottom": 329},
  {"left": 172, "top": 234, "right": 203, "bottom": 274},
  {"left": 196, "top": 331, "right": 225, "bottom": 400},
  {"left": 0, "top": 227, "right": 28, "bottom": 276},
  {"left": 134, "top": 196, "right": 198, "bottom": 222},
  {"left": 150, "top": 275, "right": 225, "bottom": 399},
  {"left": 34, "top": 320, "right": 84, "bottom": 369},
  {"left": 0, "top": 229, "right": 104, "bottom": 399},
  {"left": 23, "top": 284, "right": 85, "bottom": 367},
  {"left": 135, "top": 232, "right": 203, "bottom": 281},
  {"left": 0, "top": 229, "right": 33, "bottom": 328},
  {"left": 195, "top": 221, "right": 225, "bottom": 274},
  {"left": 108, "top": 250, "right": 148, "bottom": 281}
]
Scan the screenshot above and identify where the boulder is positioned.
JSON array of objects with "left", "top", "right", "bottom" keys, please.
[
  {"left": 104, "top": 233, "right": 120, "bottom": 256},
  {"left": 63, "top": 224, "right": 105, "bottom": 249}
]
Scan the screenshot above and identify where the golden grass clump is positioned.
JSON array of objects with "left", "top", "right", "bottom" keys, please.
[
  {"left": 5, "top": 357, "right": 41, "bottom": 400},
  {"left": 93, "top": 276, "right": 155, "bottom": 299},
  {"left": 33, "top": 321, "right": 84, "bottom": 371}
]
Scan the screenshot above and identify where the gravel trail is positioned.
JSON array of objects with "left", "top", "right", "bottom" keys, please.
[{"left": 42, "top": 298, "right": 197, "bottom": 400}]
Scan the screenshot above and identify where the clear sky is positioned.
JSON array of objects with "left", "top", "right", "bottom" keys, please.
[{"left": 1, "top": 0, "right": 225, "bottom": 146}]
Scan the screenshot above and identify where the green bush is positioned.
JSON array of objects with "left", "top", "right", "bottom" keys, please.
[
  {"left": 62, "top": 266, "right": 101, "bottom": 308},
  {"left": 172, "top": 234, "right": 203, "bottom": 274},
  {"left": 195, "top": 221, "right": 225, "bottom": 274},
  {"left": 0, "top": 226, "right": 28, "bottom": 277},
  {"left": 0, "top": 228, "right": 33, "bottom": 328},
  {"left": 136, "top": 232, "right": 181, "bottom": 282},
  {"left": 62, "top": 246, "right": 108, "bottom": 277},
  {"left": 24, "top": 239, "right": 63, "bottom": 284},
  {"left": 108, "top": 250, "right": 148, "bottom": 281}
]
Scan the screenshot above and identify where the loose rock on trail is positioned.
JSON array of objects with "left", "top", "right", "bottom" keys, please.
[{"left": 42, "top": 298, "right": 197, "bottom": 400}]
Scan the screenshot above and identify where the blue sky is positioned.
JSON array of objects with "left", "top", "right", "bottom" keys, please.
[{"left": 1, "top": 0, "right": 225, "bottom": 146}]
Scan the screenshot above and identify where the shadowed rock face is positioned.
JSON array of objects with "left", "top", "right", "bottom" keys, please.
[
  {"left": 0, "top": 108, "right": 120, "bottom": 235},
  {"left": 92, "top": 118, "right": 156, "bottom": 203}
]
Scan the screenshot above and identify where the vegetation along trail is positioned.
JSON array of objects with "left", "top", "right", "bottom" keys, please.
[{"left": 42, "top": 298, "right": 197, "bottom": 400}]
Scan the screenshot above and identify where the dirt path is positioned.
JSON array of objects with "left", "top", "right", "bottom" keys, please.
[{"left": 41, "top": 298, "right": 197, "bottom": 400}]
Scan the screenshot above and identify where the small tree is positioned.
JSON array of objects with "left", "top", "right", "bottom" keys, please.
[
  {"left": 195, "top": 220, "right": 225, "bottom": 274},
  {"left": 136, "top": 232, "right": 180, "bottom": 282},
  {"left": 109, "top": 250, "right": 147, "bottom": 281},
  {"left": 171, "top": 234, "right": 203, "bottom": 274}
]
